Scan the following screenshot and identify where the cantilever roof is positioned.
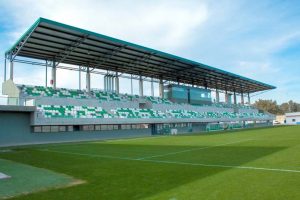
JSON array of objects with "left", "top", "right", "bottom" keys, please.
[{"left": 6, "top": 18, "right": 276, "bottom": 93}]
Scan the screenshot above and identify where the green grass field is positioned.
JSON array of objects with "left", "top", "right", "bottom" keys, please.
[{"left": 0, "top": 126, "right": 300, "bottom": 200}]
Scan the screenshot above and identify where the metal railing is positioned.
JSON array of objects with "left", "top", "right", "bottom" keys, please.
[{"left": 0, "top": 96, "right": 36, "bottom": 106}]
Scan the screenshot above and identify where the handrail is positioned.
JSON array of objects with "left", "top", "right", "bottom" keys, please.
[{"left": 0, "top": 96, "right": 36, "bottom": 106}]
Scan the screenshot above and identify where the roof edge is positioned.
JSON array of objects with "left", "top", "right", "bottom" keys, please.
[
  {"left": 5, "top": 17, "right": 276, "bottom": 91},
  {"left": 5, "top": 17, "right": 42, "bottom": 55}
]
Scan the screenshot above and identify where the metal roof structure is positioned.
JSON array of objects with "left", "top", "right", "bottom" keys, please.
[{"left": 6, "top": 17, "right": 275, "bottom": 93}]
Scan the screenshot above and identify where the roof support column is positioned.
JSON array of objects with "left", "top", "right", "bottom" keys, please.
[
  {"left": 139, "top": 75, "right": 143, "bottom": 97},
  {"left": 115, "top": 72, "right": 119, "bottom": 94},
  {"left": 86, "top": 67, "right": 91, "bottom": 93},
  {"left": 51, "top": 61, "right": 56, "bottom": 89},
  {"left": 130, "top": 74, "right": 133, "bottom": 95},
  {"left": 228, "top": 94, "right": 232, "bottom": 104},
  {"left": 106, "top": 75, "right": 109, "bottom": 91},
  {"left": 79, "top": 66, "right": 81, "bottom": 90},
  {"left": 248, "top": 93, "right": 251, "bottom": 105},
  {"left": 110, "top": 75, "right": 113, "bottom": 92},
  {"left": 104, "top": 75, "right": 108, "bottom": 92},
  {"left": 108, "top": 75, "right": 111, "bottom": 92},
  {"left": 233, "top": 91, "right": 237, "bottom": 105},
  {"left": 241, "top": 92, "right": 244, "bottom": 105},
  {"left": 225, "top": 91, "right": 228, "bottom": 104},
  {"left": 151, "top": 77, "right": 154, "bottom": 97},
  {"left": 215, "top": 89, "right": 220, "bottom": 103},
  {"left": 45, "top": 60, "right": 48, "bottom": 87},
  {"left": 111, "top": 75, "right": 115, "bottom": 92},
  {"left": 9, "top": 59, "right": 14, "bottom": 81},
  {"left": 159, "top": 78, "right": 164, "bottom": 98}
]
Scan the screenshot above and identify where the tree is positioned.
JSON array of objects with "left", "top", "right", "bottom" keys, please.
[
  {"left": 288, "top": 100, "right": 300, "bottom": 112},
  {"left": 253, "top": 99, "right": 283, "bottom": 115},
  {"left": 254, "top": 99, "right": 300, "bottom": 115},
  {"left": 279, "top": 103, "right": 290, "bottom": 113}
]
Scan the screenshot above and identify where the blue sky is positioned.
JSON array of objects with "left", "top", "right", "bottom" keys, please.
[{"left": 0, "top": 0, "right": 300, "bottom": 103}]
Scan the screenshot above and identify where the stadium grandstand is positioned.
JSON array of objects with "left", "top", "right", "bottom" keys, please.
[{"left": 0, "top": 18, "right": 276, "bottom": 146}]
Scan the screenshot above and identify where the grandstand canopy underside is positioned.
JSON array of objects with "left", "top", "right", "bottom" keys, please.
[{"left": 6, "top": 18, "right": 275, "bottom": 93}]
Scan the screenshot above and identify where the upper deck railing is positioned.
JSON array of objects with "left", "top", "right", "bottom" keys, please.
[{"left": 0, "top": 96, "right": 35, "bottom": 106}]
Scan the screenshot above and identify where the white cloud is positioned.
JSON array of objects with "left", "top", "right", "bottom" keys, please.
[
  {"left": 4, "top": 0, "right": 208, "bottom": 51},
  {"left": 232, "top": 61, "right": 279, "bottom": 79},
  {"left": 1, "top": 0, "right": 208, "bottom": 95}
]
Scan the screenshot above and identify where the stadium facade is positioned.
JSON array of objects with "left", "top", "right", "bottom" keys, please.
[{"left": 1, "top": 18, "right": 276, "bottom": 147}]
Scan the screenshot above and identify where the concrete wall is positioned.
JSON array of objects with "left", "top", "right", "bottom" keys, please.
[
  {"left": 0, "top": 110, "right": 209, "bottom": 147},
  {"left": 0, "top": 110, "right": 272, "bottom": 147},
  {"left": 0, "top": 111, "right": 152, "bottom": 147},
  {"left": 2, "top": 80, "right": 20, "bottom": 98},
  {"left": 285, "top": 112, "right": 300, "bottom": 125}
]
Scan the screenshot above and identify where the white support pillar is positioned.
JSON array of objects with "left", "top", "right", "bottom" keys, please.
[
  {"left": 151, "top": 77, "right": 154, "bottom": 97},
  {"left": 139, "top": 76, "right": 143, "bottom": 96},
  {"left": 103, "top": 75, "right": 106, "bottom": 91},
  {"left": 51, "top": 61, "right": 56, "bottom": 89},
  {"left": 107, "top": 75, "right": 111, "bottom": 92},
  {"left": 110, "top": 76, "right": 114, "bottom": 92},
  {"left": 106, "top": 75, "right": 109, "bottom": 92},
  {"left": 248, "top": 93, "right": 251, "bottom": 104},
  {"left": 110, "top": 75, "right": 112, "bottom": 92},
  {"left": 216, "top": 89, "right": 220, "bottom": 103},
  {"left": 79, "top": 66, "right": 81, "bottom": 90},
  {"left": 115, "top": 73, "right": 119, "bottom": 94},
  {"left": 130, "top": 74, "right": 133, "bottom": 95},
  {"left": 9, "top": 60, "right": 14, "bottom": 81},
  {"left": 225, "top": 91, "right": 228, "bottom": 104},
  {"left": 45, "top": 60, "right": 48, "bottom": 87},
  {"left": 86, "top": 67, "right": 91, "bottom": 93},
  {"left": 159, "top": 78, "right": 164, "bottom": 98},
  {"left": 229, "top": 94, "right": 232, "bottom": 104},
  {"left": 241, "top": 92, "right": 244, "bottom": 105},
  {"left": 111, "top": 76, "right": 115, "bottom": 92},
  {"left": 233, "top": 91, "right": 237, "bottom": 105}
]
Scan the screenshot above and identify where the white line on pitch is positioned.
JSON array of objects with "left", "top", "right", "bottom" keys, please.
[
  {"left": 140, "top": 159, "right": 300, "bottom": 174},
  {"left": 40, "top": 148, "right": 300, "bottom": 174},
  {"left": 136, "top": 139, "right": 253, "bottom": 160}
]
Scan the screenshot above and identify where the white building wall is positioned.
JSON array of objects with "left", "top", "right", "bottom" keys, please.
[{"left": 285, "top": 112, "right": 300, "bottom": 125}]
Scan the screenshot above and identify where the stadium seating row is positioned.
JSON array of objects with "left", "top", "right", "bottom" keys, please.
[
  {"left": 19, "top": 85, "right": 174, "bottom": 105},
  {"left": 112, "top": 108, "right": 166, "bottom": 118},
  {"left": 38, "top": 105, "right": 113, "bottom": 118},
  {"left": 146, "top": 96, "right": 173, "bottom": 104},
  {"left": 37, "top": 105, "right": 268, "bottom": 120},
  {"left": 20, "top": 85, "right": 89, "bottom": 99},
  {"left": 19, "top": 85, "right": 255, "bottom": 110}
]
